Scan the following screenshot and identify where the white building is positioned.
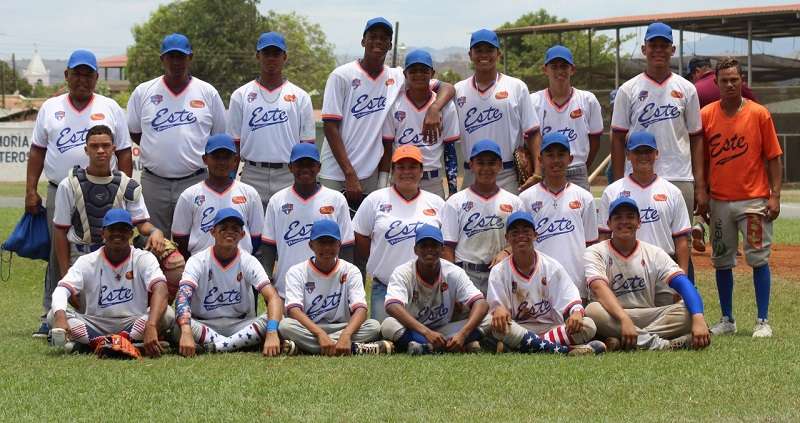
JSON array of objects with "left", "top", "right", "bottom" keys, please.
[{"left": 23, "top": 49, "right": 49, "bottom": 87}]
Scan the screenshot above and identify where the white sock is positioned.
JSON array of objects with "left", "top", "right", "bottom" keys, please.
[
  {"left": 541, "top": 325, "right": 571, "bottom": 346},
  {"left": 67, "top": 319, "right": 90, "bottom": 345},
  {"left": 128, "top": 317, "right": 148, "bottom": 341},
  {"left": 214, "top": 323, "right": 264, "bottom": 352}
]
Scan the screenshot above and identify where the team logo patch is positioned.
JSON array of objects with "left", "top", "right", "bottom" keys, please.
[
  {"left": 125, "top": 271, "right": 133, "bottom": 280},
  {"left": 569, "top": 108, "right": 583, "bottom": 119},
  {"left": 670, "top": 90, "right": 684, "bottom": 99},
  {"left": 319, "top": 205, "right": 334, "bottom": 215},
  {"left": 531, "top": 201, "right": 543, "bottom": 213},
  {"left": 90, "top": 113, "right": 105, "bottom": 121},
  {"left": 340, "top": 273, "right": 347, "bottom": 285},
  {"left": 637, "top": 90, "right": 649, "bottom": 102},
  {"left": 456, "top": 96, "right": 467, "bottom": 108},
  {"left": 385, "top": 78, "right": 395, "bottom": 86},
  {"left": 190, "top": 99, "right": 205, "bottom": 108},
  {"left": 499, "top": 204, "right": 513, "bottom": 213},
  {"left": 284, "top": 94, "right": 297, "bottom": 102},
  {"left": 495, "top": 91, "right": 508, "bottom": 100},
  {"left": 462, "top": 201, "right": 474, "bottom": 212},
  {"left": 619, "top": 190, "right": 631, "bottom": 198},
  {"left": 232, "top": 196, "right": 247, "bottom": 204},
  {"left": 394, "top": 111, "right": 406, "bottom": 122},
  {"left": 305, "top": 281, "right": 315, "bottom": 294},
  {"left": 150, "top": 95, "right": 163, "bottom": 105},
  {"left": 569, "top": 200, "right": 582, "bottom": 209},
  {"left": 237, "top": 271, "right": 243, "bottom": 282},
  {"left": 194, "top": 195, "right": 205, "bottom": 206},
  {"left": 379, "top": 203, "right": 392, "bottom": 213},
  {"left": 423, "top": 208, "right": 436, "bottom": 216},
  {"left": 55, "top": 111, "right": 65, "bottom": 120},
  {"left": 247, "top": 92, "right": 257, "bottom": 103},
  {"left": 653, "top": 193, "right": 667, "bottom": 201},
  {"left": 440, "top": 281, "right": 448, "bottom": 292},
  {"left": 351, "top": 78, "right": 361, "bottom": 89},
  {"left": 281, "top": 203, "right": 294, "bottom": 215}
]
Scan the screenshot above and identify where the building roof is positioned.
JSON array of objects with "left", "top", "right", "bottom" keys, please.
[
  {"left": 24, "top": 50, "right": 48, "bottom": 78},
  {"left": 98, "top": 55, "right": 127, "bottom": 68},
  {"left": 496, "top": 4, "right": 800, "bottom": 41}
]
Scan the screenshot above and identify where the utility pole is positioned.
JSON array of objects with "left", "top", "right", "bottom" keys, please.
[
  {"left": 1, "top": 59, "right": 6, "bottom": 108},
  {"left": 391, "top": 21, "right": 400, "bottom": 67},
  {"left": 11, "top": 53, "right": 16, "bottom": 92}
]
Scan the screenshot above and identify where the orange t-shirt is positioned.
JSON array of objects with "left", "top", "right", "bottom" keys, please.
[{"left": 701, "top": 100, "right": 782, "bottom": 201}]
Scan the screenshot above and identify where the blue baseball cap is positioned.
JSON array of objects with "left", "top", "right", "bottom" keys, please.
[
  {"left": 213, "top": 208, "right": 244, "bottom": 227},
  {"left": 544, "top": 45, "right": 574, "bottom": 65},
  {"left": 67, "top": 49, "right": 98, "bottom": 71},
  {"left": 310, "top": 219, "right": 341, "bottom": 241},
  {"left": 470, "top": 29, "right": 500, "bottom": 49},
  {"left": 506, "top": 211, "right": 536, "bottom": 231},
  {"left": 289, "top": 143, "right": 320, "bottom": 163},
  {"left": 541, "top": 132, "right": 571, "bottom": 152},
  {"left": 644, "top": 22, "right": 673, "bottom": 43},
  {"left": 404, "top": 49, "right": 433, "bottom": 70},
  {"left": 257, "top": 32, "right": 287, "bottom": 52},
  {"left": 205, "top": 134, "right": 237, "bottom": 154},
  {"left": 102, "top": 209, "right": 133, "bottom": 228},
  {"left": 470, "top": 139, "right": 502, "bottom": 160},
  {"left": 627, "top": 132, "right": 657, "bottom": 151},
  {"left": 161, "top": 33, "right": 192, "bottom": 55},
  {"left": 609, "top": 197, "right": 640, "bottom": 217},
  {"left": 364, "top": 17, "right": 393, "bottom": 35},
  {"left": 415, "top": 224, "right": 444, "bottom": 245}
]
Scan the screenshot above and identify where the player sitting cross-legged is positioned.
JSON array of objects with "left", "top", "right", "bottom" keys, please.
[
  {"left": 47, "top": 208, "right": 174, "bottom": 357},
  {"left": 584, "top": 197, "right": 711, "bottom": 351},
  {"left": 381, "top": 224, "right": 490, "bottom": 355},
  {"left": 279, "top": 220, "right": 392, "bottom": 356},
  {"left": 486, "top": 211, "right": 605, "bottom": 356},
  {"left": 173, "top": 208, "right": 286, "bottom": 357}
]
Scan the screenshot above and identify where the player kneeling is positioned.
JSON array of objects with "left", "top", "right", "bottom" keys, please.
[
  {"left": 381, "top": 225, "right": 490, "bottom": 355},
  {"left": 279, "top": 220, "right": 390, "bottom": 355},
  {"left": 486, "top": 211, "right": 605, "bottom": 355},
  {"left": 47, "top": 209, "right": 174, "bottom": 358},
  {"left": 174, "top": 208, "right": 285, "bottom": 357},
  {"left": 584, "top": 198, "right": 711, "bottom": 351}
]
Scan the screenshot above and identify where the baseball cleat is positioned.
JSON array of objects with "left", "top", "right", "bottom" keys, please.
[
  {"left": 752, "top": 320, "right": 773, "bottom": 338},
  {"left": 281, "top": 339, "right": 299, "bottom": 356},
  {"left": 33, "top": 322, "right": 50, "bottom": 339},
  {"left": 568, "top": 340, "right": 607, "bottom": 356},
  {"left": 668, "top": 334, "right": 693, "bottom": 350},
  {"left": 464, "top": 340, "right": 482, "bottom": 353},
  {"left": 691, "top": 224, "right": 706, "bottom": 252},
  {"left": 407, "top": 341, "right": 432, "bottom": 356},
  {"left": 604, "top": 337, "right": 621, "bottom": 352},
  {"left": 48, "top": 328, "right": 67, "bottom": 348},
  {"left": 353, "top": 340, "right": 394, "bottom": 355},
  {"left": 709, "top": 317, "right": 737, "bottom": 336},
  {"left": 202, "top": 342, "right": 217, "bottom": 354},
  {"left": 495, "top": 341, "right": 505, "bottom": 353}
]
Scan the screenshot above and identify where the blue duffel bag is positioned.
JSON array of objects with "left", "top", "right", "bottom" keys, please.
[{"left": 2, "top": 206, "right": 51, "bottom": 260}]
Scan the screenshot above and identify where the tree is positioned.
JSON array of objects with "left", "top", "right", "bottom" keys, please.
[
  {"left": 497, "top": 9, "right": 632, "bottom": 90},
  {"left": 0, "top": 61, "right": 32, "bottom": 96},
  {"left": 127, "top": 0, "right": 335, "bottom": 107},
  {"left": 437, "top": 69, "right": 463, "bottom": 85}
]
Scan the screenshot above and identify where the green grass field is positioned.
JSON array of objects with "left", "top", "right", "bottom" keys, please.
[{"left": 1, "top": 209, "right": 799, "bottom": 421}]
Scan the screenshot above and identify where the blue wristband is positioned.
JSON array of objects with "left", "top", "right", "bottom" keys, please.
[{"left": 267, "top": 319, "right": 279, "bottom": 333}]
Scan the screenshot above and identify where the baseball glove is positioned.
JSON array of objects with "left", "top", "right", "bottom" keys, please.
[
  {"left": 134, "top": 236, "right": 185, "bottom": 302},
  {"left": 90, "top": 333, "right": 142, "bottom": 360},
  {"left": 513, "top": 147, "right": 542, "bottom": 188}
]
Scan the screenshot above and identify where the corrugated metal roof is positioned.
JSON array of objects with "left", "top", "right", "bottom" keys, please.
[{"left": 98, "top": 55, "right": 127, "bottom": 68}]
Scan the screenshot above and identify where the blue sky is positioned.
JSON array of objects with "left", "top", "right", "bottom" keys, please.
[{"left": 1, "top": 0, "right": 798, "bottom": 60}]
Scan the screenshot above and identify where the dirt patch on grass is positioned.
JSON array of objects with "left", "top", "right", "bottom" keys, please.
[{"left": 692, "top": 243, "right": 800, "bottom": 280}]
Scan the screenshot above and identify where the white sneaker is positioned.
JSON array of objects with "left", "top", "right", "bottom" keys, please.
[
  {"left": 48, "top": 328, "right": 67, "bottom": 348},
  {"left": 709, "top": 317, "right": 737, "bottom": 336},
  {"left": 752, "top": 320, "right": 773, "bottom": 338},
  {"left": 353, "top": 340, "right": 394, "bottom": 355}
]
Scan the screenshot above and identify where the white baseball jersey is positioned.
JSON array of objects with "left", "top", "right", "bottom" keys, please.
[
  {"left": 53, "top": 175, "right": 149, "bottom": 245},
  {"left": 530, "top": 88, "right": 603, "bottom": 166},
  {"left": 519, "top": 182, "right": 599, "bottom": 298},
  {"left": 319, "top": 61, "right": 405, "bottom": 180},
  {"left": 172, "top": 180, "right": 264, "bottom": 255},
  {"left": 127, "top": 76, "right": 227, "bottom": 178},
  {"left": 487, "top": 253, "right": 583, "bottom": 330},
  {"left": 57, "top": 246, "right": 165, "bottom": 317},
  {"left": 584, "top": 240, "right": 684, "bottom": 309},
  {"left": 454, "top": 73, "right": 539, "bottom": 163},
  {"left": 227, "top": 79, "right": 316, "bottom": 163},
  {"left": 180, "top": 247, "right": 271, "bottom": 320},
  {"left": 32, "top": 93, "right": 130, "bottom": 183},
  {"left": 441, "top": 187, "right": 522, "bottom": 265},
  {"left": 352, "top": 187, "right": 444, "bottom": 283},
  {"left": 598, "top": 176, "right": 691, "bottom": 255},
  {"left": 385, "top": 259, "right": 484, "bottom": 329},
  {"left": 610, "top": 73, "right": 702, "bottom": 181},
  {"left": 284, "top": 258, "right": 367, "bottom": 324},
  {"left": 381, "top": 91, "right": 460, "bottom": 171},
  {"left": 262, "top": 185, "right": 354, "bottom": 295}
]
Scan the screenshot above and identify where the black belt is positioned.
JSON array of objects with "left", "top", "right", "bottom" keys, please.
[
  {"left": 245, "top": 160, "right": 286, "bottom": 169},
  {"left": 75, "top": 243, "right": 103, "bottom": 253},
  {"left": 144, "top": 167, "right": 205, "bottom": 181},
  {"left": 464, "top": 161, "right": 514, "bottom": 170},
  {"left": 421, "top": 169, "right": 439, "bottom": 180},
  {"left": 457, "top": 261, "right": 491, "bottom": 272}
]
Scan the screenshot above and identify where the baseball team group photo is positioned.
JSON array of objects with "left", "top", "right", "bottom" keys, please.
[{"left": 2, "top": 0, "right": 799, "bottom": 420}]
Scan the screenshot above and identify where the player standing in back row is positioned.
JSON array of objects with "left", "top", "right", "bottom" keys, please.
[{"left": 228, "top": 32, "right": 316, "bottom": 209}]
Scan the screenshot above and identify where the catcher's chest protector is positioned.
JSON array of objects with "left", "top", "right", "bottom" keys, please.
[{"left": 68, "top": 166, "right": 140, "bottom": 244}]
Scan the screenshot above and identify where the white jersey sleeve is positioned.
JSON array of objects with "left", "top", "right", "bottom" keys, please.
[
  {"left": 137, "top": 250, "right": 168, "bottom": 292},
  {"left": 227, "top": 88, "right": 245, "bottom": 140},
  {"left": 610, "top": 83, "right": 632, "bottom": 132},
  {"left": 52, "top": 179, "right": 74, "bottom": 228},
  {"left": 242, "top": 253, "right": 271, "bottom": 292},
  {"left": 170, "top": 188, "right": 195, "bottom": 237},
  {"left": 321, "top": 70, "right": 346, "bottom": 121},
  {"left": 486, "top": 261, "right": 511, "bottom": 311},
  {"left": 298, "top": 92, "right": 316, "bottom": 142},
  {"left": 384, "top": 262, "right": 412, "bottom": 307},
  {"left": 581, "top": 190, "right": 599, "bottom": 242},
  {"left": 208, "top": 90, "right": 227, "bottom": 136},
  {"left": 283, "top": 263, "right": 306, "bottom": 311},
  {"left": 345, "top": 266, "right": 368, "bottom": 310},
  {"left": 549, "top": 263, "right": 583, "bottom": 316},
  {"left": 587, "top": 92, "right": 604, "bottom": 135}
]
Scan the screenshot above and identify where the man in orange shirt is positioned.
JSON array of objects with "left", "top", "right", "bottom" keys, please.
[{"left": 700, "top": 58, "right": 782, "bottom": 338}]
